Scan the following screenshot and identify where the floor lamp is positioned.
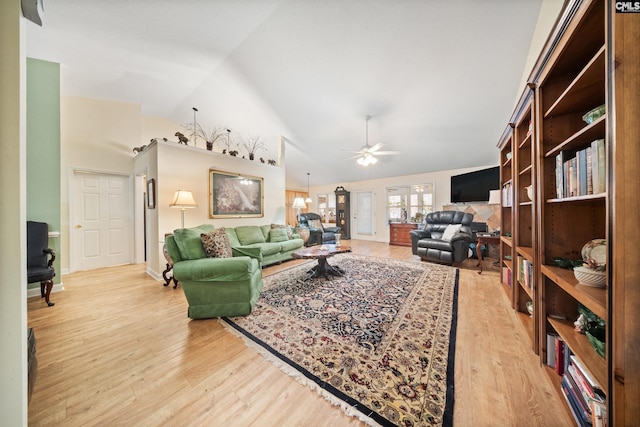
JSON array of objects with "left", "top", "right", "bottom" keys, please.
[
  {"left": 170, "top": 190, "right": 198, "bottom": 228},
  {"left": 292, "top": 197, "right": 307, "bottom": 225}
]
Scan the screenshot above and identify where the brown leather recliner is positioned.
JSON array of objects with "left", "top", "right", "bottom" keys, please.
[{"left": 410, "top": 211, "right": 474, "bottom": 265}]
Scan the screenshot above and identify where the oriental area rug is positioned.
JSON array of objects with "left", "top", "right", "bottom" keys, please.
[{"left": 222, "top": 254, "right": 459, "bottom": 427}]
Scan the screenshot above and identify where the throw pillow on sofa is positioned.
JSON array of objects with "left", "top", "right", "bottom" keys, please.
[
  {"left": 235, "top": 225, "right": 266, "bottom": 245},
  {"left": 269, "top": 228, "right": 289, "bottom": 243},
  {"left": 173, "top": 224, "right": 216, "bottom": 260},
  {"left": 442, "top": 224, "right": 462, "bottom": 241},
  {"left": 201, "top": 228, "right": 233, "bottom": 258},
  {"left": 271, "top": 223, "right": 293, "bottom": 239}
]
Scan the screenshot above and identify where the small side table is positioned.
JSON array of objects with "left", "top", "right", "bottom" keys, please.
[
  {"left": 162, "top": 240, "right": 179, "bottom": 289},
  {"left": 294, "top": 227, "right": 311, "bottom": 245},
  {"left": 476, "top": 234, "right": 501, "bottom": 274}
]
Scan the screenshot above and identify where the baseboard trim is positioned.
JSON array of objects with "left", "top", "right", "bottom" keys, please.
[{"left": 27, "top": 282, "right": 64, "bottom": 299}]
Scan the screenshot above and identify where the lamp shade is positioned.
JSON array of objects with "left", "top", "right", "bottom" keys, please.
[
  {"left": 292, "top": 197, "right": 307, "bottom": 209},
  {"left": 170, "top": 190, "right": 198, "bottom": 208},
  {"left": 488, "top": 189, "right": 501, "bottom": 205}
]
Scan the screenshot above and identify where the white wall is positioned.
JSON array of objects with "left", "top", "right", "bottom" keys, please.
[
  {"left": 514, "top": 0, "right": 565, "bottom": 106},
  {"left": 60, "top": 96, "right": 140, "bottom": 272},
  {"left": 308, "top": 165, "right": 496, "bottom": 243},
  {"left": 0, "top": 1, "right": 27, "bottom": 424}
]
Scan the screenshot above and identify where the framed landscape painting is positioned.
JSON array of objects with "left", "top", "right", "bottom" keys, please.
[{"left": 209, "top": 169, "right": 264, "bottom": 218}]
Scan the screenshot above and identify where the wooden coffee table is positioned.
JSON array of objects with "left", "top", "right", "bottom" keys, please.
[{"left": 292, "top": 244, "right": 352, "bottom": 280}]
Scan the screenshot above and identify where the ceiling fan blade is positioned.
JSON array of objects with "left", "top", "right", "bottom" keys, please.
[
  {"left": 374, "top": 150, "right": 401, "bottom": 155},
  {"left": 368, "top": 142, "right": 384, "bottom": 153}
]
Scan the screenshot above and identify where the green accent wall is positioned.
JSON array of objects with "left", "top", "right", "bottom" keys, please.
[{"left": 27, "top": 58, "right": 61, "bottom": 286}]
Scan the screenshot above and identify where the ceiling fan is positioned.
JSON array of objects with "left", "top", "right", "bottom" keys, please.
[{"left": 349, "top": 115, "right": 400, "bottom": 166}]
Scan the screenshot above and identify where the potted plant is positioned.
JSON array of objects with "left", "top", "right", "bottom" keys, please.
[
  {"left": 242, "top": 135, "right": 267, "bottom": 160},
  {"left": 183, "top": 123, "right": 226, "bottom": 151}
]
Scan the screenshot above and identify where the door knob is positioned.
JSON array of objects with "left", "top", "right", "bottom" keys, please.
[{"left": 76, "top": 224, "right": 82, "bottom": 229}]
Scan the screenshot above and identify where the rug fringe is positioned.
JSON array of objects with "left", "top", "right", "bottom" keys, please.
[{"left": 220, "top": 319, "right": 382, "bottom": 427}]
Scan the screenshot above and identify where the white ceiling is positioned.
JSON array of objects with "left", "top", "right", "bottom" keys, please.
[{"left": 25, "top": 0, "right": 552, "bottom": 188}]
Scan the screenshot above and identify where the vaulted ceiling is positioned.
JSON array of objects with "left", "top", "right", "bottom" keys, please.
[{"left": 25, "top": 0, "right": 559, "bottom": 187}]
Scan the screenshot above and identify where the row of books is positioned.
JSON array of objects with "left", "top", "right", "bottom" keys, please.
[
  {"left": 517, "top": 256, "right": 533, "bottom": 290},
  {"left": 502, "top": 266, "right": 512, "bottom": 288},
  {"left": 501, "top": 182, "right": 513, "bottom": 207},
  {"left": 547, "top": 333, "right": 607, "bottom": 426},
  {"left": 555, "top": 139, "right": 605, "bottom": 199}
]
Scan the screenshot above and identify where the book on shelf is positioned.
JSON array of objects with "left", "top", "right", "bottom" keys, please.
[
  {"left": 561, "top": 375, "right": 593, "bottom": 426},
  {"left": 586, "top": 147, "right": 593, "bottom": 195},
  {"left": 590, "top": 400, "right": 606, "bottom": 427},
  {"left": 594, "top": 139, "right": 605, "bottom": 194},
  {"left": 561, "top": 385, "right": 584, "bottom": 427},
  {"left": 570, "top": 157, "right": 578, "bottom": 197},
  {"left": 501, "top": 182, "right": 513, "bottom": 206},
  {"left": 502, "top": 266, "right": 512, "bottom": 288},
  {"left": 517, "top": 256, "right": 533, "bottom": 290},
  {"left": 554, "top": 139, "right": 606, "bottom": 199},
  {"left": 570, "top": 355, "right": 606, "bottom": 401},
  {"left": 546, "top": 333, "right": 557, "bottom": 368},
  {"left": 555, "top": 152, "right": 564, "bottom": 198},
  {"left": 577, "top": 149, "right": 588, "bottom": 196},
  {"left": 568, "top": 364, "right": 604, "bottom": 407},
  {"left": 555, "top": 336, "right": 567, "bottom": 376}
]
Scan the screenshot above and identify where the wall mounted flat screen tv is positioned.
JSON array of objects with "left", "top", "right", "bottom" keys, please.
[{"left": 450, "top": 166, "right": 500, "bottom": 203}]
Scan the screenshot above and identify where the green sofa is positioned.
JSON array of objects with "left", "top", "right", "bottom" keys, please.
[{"left": 165, "top": 224, "right": 304, "bottom": 319}]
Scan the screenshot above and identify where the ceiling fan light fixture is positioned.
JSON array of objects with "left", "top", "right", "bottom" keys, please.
[{"left": 357, "top": 153, "right": 378, "bottom": 166}]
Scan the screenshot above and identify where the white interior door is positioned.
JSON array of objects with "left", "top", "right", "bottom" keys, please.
[
  {"left": 352, "top": 190, "right": 375, "bottom": 240},
  {"left": 73, "top": 171, "right": 131, "bottom": 271}
]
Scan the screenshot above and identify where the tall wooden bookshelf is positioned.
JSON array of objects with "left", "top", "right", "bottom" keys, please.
[
  {"left": 497, "top": 127, "right": 514, "bottom": 301},
  {"left": 514, "top": 87, "right": 537, "bottom": 353},
  {"left": 497, "top": 0, "right": 639, "bottom": 423}
]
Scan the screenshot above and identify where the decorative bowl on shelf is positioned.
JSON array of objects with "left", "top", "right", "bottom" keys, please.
[
  {"left": 581, "top": 239, "right": 606, "bottom": 268},
  {"left": 525, "top": 185, "right": 533, "bottom": 201},
  {"left": 582, "top": 105, "right": 606, "bottom": 124},
  {"left": 573, "top": 266, "right": 606, "bottom": 288}
]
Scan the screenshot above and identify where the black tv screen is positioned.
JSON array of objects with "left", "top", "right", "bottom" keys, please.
[{"left": 450, "top": 166, "right": 500, "bottom": 203}]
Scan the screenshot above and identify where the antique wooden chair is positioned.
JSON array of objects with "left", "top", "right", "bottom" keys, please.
[{"left": 27, "top": 221, "right": 56, "bottom": 306}]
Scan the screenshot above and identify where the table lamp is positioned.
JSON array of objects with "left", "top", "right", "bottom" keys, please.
[{"left": 170, "top": 190, "right": 198, "bottom": 228}]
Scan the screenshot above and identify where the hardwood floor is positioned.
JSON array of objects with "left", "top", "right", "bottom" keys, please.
[{"left": 27, "top": 240, "right": 572, "bottom": 426}]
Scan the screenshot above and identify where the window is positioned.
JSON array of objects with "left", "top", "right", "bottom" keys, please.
[
  {"left": 316, "top": 193, "right": 336, "bottom": 224},
  {"left": 386, "top": 184, "right": 434, "bottom": 223}
]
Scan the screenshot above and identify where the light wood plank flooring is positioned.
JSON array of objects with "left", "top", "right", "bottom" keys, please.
[{"left": 27, "top": 240, "right": 572, "bottom": 426}]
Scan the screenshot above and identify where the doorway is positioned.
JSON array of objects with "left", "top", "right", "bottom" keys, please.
[
  {"left": 71, "top": 170, "right": 133, "bottom": 271},
  {"left": 352, "top": 190, "right": 375, "bottom": 240}
]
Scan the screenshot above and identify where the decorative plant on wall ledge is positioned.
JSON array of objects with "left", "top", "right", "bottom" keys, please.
[
  {"left": 220, "top": 128, "right": 239, "bottom": 155},
  {"left": 182, "top": 123, "right": 227, "bottom": 151},
  {"left": 242, "top": 135, "right": 267, "bottom": 160}
]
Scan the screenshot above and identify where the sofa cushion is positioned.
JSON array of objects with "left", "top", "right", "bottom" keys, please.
[
  {"left": 239, "top": 242, "right": 280, "bottom": 256},
  {"left": 225, "top": 228, "right": 241, "bottom": 248},
  {"left": 201, "top": 228, "right": 233, "bottom": 258},
  {"left": 173, "top": 224, "right": 215, "bottom": 260},
  {"left": 235, "top": 226, "right": 266, "bottom": 245},
  {"left": 269, "top": 228, "right": 289, "bottom": 243},
  {"left": 271, "top": 223, "right": 293, "bottom": 239},
  {"left": 280, "top": 238, "right": 304, "bottom": 252},
  {"left": 260, "top": 224, "right": 272, "bottom": 240},
  {"left": 442, "top": 224, "right": 462, "bottom": 241}
]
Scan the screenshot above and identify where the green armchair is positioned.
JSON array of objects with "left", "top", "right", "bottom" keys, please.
[{"left": 165, "top": 224, "right": 263, "bottom": 319}]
